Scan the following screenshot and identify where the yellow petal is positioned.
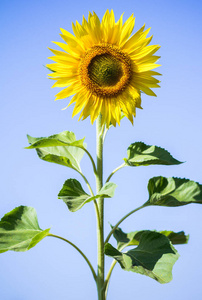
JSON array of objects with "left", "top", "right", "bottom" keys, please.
[
  {"left": 48, "top": 71, "right": 78, "bottom": 78},
  {"left": 101, "top": 99, "right": 111, "bottom": 127},
  {"left": 51, "top": 77, "right": 79, "bottom": 88},
  {"left": 79, "top": 96, "right": 95, "bottom": 120},
  {"left": 126, "top": 34, "right": 154, "bottom": 57},
  {"left": 134, "top": 82, "right": 157, "bottom": 96},
  {"left": 111, "top": 99, "right": 121, "bottom": 125},
  {"left": 55, "top": 83, "right": 81, "bottom": 100},
  {"left": 136, "top": 55, "right": 161, "bottom": 64},
  {"left": 121, "top": 24, "right": 146, "bottom": 49},
  {"left": 66, "top": 93, "right": 78, "bottom": 107},
  {"left": 72, "top": 20, "right": 87, "bottom": 38},
  {"left": 47, "top": 55, "right": 79, "bottom": 66},
  {"left": 60, "top": 28, "right": 85, "bottom": 49},
  {"left": 48, "top": 48, "right": 79, "bottom": 62},
  {"left": 88, "top": 12, "right": 102, "bottom": 42},
  {"left": 90, "top": 96, "right": 103, "bottom": 123},
  {"left": 109, "top": 14, "right": 123, "bottom": 45},
  {"left": 72, "top": 93, "right": 89, "bottom": 117},
  {"left": 131, "top": 45, "right": 161, "bottom": 59},
  {"left": 141, "top": 70, "right": 162, "bottom": 76},
  {"left": 138, "top": 63, "right": 161, "bottom": 73},
  {"left": 119, "top": 14, "right": 135, "bottom": 45},
  {"left": 52, "top": 41, "right": 81, "bottom": 58},
  {"left": 101, "top": 9, "right": 115, "bottom": 43}
]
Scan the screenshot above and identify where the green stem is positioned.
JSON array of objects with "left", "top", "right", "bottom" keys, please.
[
  {"left": 76, "top": 169, "right": 101, "bottom": 232},
  {"left": 79, "top": 146, "right": 97, "bottom": 175},
  {"left": 104, "top": 245, "right": 126, "bottom": 298},
  {"left": 106, "top": 163, "right": 126, "bottom": 183},
  {"left": 95, "top": 114, "right": 105, "bottom": 300},
  {"left": 76, "top": 169, "right": 94, "bottom": 196},
  {"left": 104, "top": 259, "right": 116, "bottom": 296},
  {"left": 104, "top": 203, "right": 148, "bottom": 245},
  {"left": 103, "top": 125, "right": 110, "bottom": 142},
  {"left": 48, "top": 233, "right": 97, "bottom": 281}
]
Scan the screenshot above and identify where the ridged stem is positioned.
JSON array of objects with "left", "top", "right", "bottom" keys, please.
[{"left": 95, "top": 114, "right": 105, "bottom": 300}]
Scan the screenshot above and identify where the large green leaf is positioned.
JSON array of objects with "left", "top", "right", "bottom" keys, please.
[
  {"left": 58, "top": 179, "right": 117, "bottom": 212},
  {"left": 124, "top": 142, "right": 182, "bottom": 166},
  {"left": 26, "top": 131, "right": 85, "bottom": 171},
  {"left": 111, "top": 227, "right": 188, "bottom": 250},
  {"left": 146, "top": 176, "right": 202, "bottom": 206},
  {"left": 0, "top": 206, "right": 50, "bottom": 253},
  {"left": 105, "top": 230, "right": 179, "bottom": 284},
  {"left": 26, "top": 131, "right": 85, "bottom": 148}
]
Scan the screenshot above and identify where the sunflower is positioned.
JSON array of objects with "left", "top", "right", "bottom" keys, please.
[{"left": 47, "top": 10, "right": 161, "bottom": 127}]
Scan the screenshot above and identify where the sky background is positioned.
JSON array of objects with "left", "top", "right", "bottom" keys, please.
[{"left": 1, "top": 0, "right": 202, "bottom": 299}]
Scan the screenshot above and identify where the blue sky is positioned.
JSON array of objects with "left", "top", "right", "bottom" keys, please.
[{"left": 1, "top": 0, "right": 202, "bottom": 299}]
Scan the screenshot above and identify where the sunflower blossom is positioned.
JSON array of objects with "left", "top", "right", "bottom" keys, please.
[{"left": 47, "top": 10, "right": 161, "bottom": 127}]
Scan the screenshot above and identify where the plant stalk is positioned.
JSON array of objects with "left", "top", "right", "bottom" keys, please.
[{"left": 96, "top": 114, "right": 105, "bottom": 300}]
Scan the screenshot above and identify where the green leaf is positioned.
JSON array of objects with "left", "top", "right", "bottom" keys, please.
[
  {"left": 58, "top": 179, "right": 90, "bottom": 212},
  {"left": 111, "top": 227, "right": 189, "bottom": 250},
  {"left": 98, "top": 182, "right": 117, "bottom": 198},
  {"left": 159, "top": 230, "right": 189, "bottom": 244},
  {"left": 26, "top": 131, "right": 85, "bottom": 148},
  {"left": 58, "top": 179, "right": 117, "bottom": 212},
  {"left": 105, "top": 230, "right": 179, "bottom": 284},
  {"left": 124, "top": 142, "right": 182, "bottom": 166},
  {"left": 26, "top": 131, "right": 85, "bottom": 171},
  {"left": 146, "top": 176, "right": 202, "bottom": 206},
  {"left": 0, "top": 206, "right": 50, "bottom": 252}
]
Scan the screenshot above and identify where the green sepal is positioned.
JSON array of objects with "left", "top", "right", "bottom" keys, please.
[
  {"left": 104, "top": 230, "right": 179, "bottom": 284},
  {"left": 26, "top": 131, "right": 85, "bottom": 171},
  {"left": 124, "top": 142, "right": 182, "bottom": 166},
  {"left": 111, "top": 226, "right": 189, "bottom": 250},
  {"left": 58, "top": 179, "right": 117, "bottom": 212},
  {"left": 45, "top": 65, "right": 56, "bottom": 72},
  {"left": 0, "top": 206, "right": 50, "bottom": 252},
  {"left": 146, "top": 176, "right": 202, "bottom": 206}
]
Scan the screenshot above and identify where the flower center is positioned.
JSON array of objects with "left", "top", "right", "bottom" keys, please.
[
  {"left": 88, "top": 54, "right": 123, "bottom": 87},
  {"left": 79, "top": 44, "right": 132, "bottom": 97}
]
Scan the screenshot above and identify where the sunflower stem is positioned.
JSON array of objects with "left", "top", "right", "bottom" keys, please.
[{"left": 95, "top": 114, "right": 105, "bottom": 300}]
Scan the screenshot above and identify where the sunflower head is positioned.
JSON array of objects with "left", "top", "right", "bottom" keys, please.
[{"left": 47, "top": 10, "right": 161, "bottom": 127}]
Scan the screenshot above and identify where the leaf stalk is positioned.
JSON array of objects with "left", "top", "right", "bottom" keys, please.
[
  {"left": 104, "top": 203, "right": 148, "bottom": 245},
  {"left": 106, "top": 163, "right": 126, "bottom": 183},
  {"left": 48, "top": 233, "right": 97, "bottom": 281}
]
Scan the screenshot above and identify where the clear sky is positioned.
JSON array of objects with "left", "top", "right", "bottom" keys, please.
[{"left": 1, "top": 0, "right": 202, "bottom": 299}]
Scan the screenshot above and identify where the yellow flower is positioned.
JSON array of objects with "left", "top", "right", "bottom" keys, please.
[{"left": 47, "top": 10, "right": 161, "bottom": 127}]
